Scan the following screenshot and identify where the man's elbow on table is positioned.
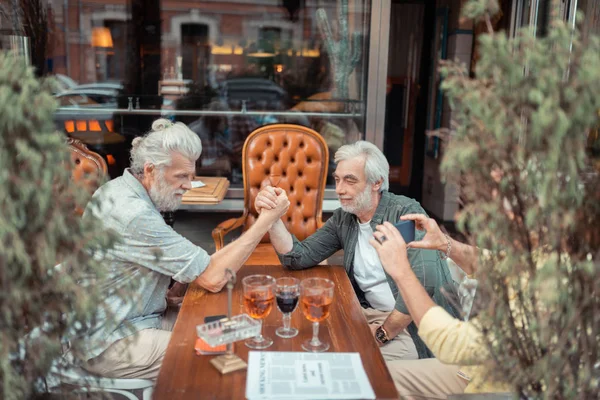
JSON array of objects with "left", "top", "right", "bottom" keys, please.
[
  {"left": 194, "top": 266, "right": 228, "bottom": 293},
  {"left": 195, "top": 274, "right": 226, "bottom": 293}
]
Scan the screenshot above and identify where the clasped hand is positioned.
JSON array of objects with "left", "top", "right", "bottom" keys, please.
[{"left": 255, "top": 185, "right": 290, "bottom": 220}]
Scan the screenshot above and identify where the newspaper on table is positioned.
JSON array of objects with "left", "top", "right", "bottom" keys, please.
[
  {"left": 245, "top": 351, "right": 376, "bottom": 400},
  {"left": 191, "top": 180, "right": 206, "bottom": 188}
]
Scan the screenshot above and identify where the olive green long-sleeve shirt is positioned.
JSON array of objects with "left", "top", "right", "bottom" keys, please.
[{"left": 278, "top": 191, "right": 460, "bottom": 358}]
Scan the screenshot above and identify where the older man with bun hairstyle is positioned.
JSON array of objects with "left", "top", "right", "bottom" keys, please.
[{"left": 80, "top": 119, "right": 289, "bottom": 380}]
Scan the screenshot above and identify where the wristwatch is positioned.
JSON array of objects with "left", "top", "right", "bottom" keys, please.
[{"left": 375, "top": 325, "right": 390, "bottom": 345}]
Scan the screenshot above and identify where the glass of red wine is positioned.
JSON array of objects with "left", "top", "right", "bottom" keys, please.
[{"left": 274, "top": 277, "right": 300, "bottom": 338}]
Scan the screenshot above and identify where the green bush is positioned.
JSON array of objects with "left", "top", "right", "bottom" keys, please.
[
  {"left": 438, "top": 1, "right": 600, "bottom": 398},
  {"left": 0, "top": 53, "right": 124, "bottom": 399}
]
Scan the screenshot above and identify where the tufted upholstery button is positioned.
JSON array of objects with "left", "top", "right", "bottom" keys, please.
[
  {"left": 274, "top": 156, "right": 279, "bottom": 162},
  {"left": 299, "top": 172, "right": 303, "bottom": 177},
  {"left": 307, "top": 158, "right": 312, "bottom": 163},
  {"left": 300, "top": 142, "right": 305, "bottom": 148},
  {"left": 258, "top": 155, "right": 262, "bottom": 161},
  {"left": 291, "top": 157, "right": 295, "bottom": 163}
]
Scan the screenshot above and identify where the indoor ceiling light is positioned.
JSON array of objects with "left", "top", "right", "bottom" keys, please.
[{"left": 91, "top": 27, "right": 113, "bottom": 48}]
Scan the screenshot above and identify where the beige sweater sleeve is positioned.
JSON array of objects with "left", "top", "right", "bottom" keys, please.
[{"left": 418, "top": 306, "right": 489, "bottom": 365}]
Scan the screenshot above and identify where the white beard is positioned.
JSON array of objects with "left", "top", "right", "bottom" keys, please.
[
  {"left": 340, "top": 189, "right": 372, "bottom": 215},
  {"left": 149, "top": 171, "right": 185, "bottom": 212}
]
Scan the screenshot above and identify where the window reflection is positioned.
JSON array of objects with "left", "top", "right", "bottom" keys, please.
[{"left": 9, "top": 0, "right": 371, "bottom": 184}]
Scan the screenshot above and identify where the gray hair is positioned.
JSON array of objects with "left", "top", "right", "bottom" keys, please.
[
  {"left": 130, "top": 118, "right": 202, "bottom": 175},
  {"left": 334, "top": 141, "right": 389, "bottom": 192}
]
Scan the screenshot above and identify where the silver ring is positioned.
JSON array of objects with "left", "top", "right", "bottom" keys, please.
[{"left": 377, "top": 235, "right": 387, "bottom": 244}]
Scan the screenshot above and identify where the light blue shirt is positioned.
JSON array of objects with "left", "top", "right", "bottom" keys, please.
[{"left": 81, "top": 169, "right": 210, "bottom": 360}]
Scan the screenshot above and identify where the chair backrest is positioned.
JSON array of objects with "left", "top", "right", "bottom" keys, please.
[
  {"left": 242, "top": 124, "right": 329, "bottom": 242},
  {"left": 67, "top": 138, "right": 107, "bottom": 195}
]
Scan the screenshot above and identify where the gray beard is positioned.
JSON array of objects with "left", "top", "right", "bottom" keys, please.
[
  {"left": 149, "top": 174, "right": 184, "bottom": 212},
  {"left": 340, "top": 189, "right": 372, "bottom": 215}
]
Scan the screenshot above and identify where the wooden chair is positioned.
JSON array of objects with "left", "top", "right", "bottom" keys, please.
[
  {"left": 59, "top": 141, "right": 153, "bottom": 398},
  {"left": 68, "top": 138, "right": 107, "bottom": 189},
  {"left": 212, "top": 124, "right": 329, "bottom": 264},
  {"left": 67, "top": 138, "right": 107, "bottom": 213},
  {"left": 47, "top": 141, "right": 146, "bottom": 397}
]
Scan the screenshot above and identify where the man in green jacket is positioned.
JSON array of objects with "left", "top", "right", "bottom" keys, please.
[{"left": 255, "top": 141, "right": 459, "bottom": 364}]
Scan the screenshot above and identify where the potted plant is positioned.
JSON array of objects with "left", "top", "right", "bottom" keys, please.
[
  {"left": 438, "top": 0, "right": 600, "bottom": 398},
  {"left": 0, "top": 53, "right": 128, "bottom": 399}
]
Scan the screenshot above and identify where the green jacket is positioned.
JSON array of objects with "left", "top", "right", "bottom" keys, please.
[{"left": 278, "top": 191, "right": 460, "bottom": 358}]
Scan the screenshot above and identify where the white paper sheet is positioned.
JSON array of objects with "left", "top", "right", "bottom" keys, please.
[
  {"left": 191, "top": 180, "right": 206, "bottom": 188},
  {"left": 245, "top": 352, "right": 376, "bottom": 400}
]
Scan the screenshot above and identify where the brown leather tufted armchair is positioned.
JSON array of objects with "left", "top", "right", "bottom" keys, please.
[
  {"left": 67, "top": 138, "right": 107, "bottom": 213},
  {"left": 212, "top": 124, "right": 329, "bottom": 261}
]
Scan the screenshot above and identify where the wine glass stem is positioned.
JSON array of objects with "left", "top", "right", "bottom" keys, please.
[
  {"left": 255, "top": 322, "right": 264, "bottom": 342},
  {"left": 310, "top": 322, "right": 321, "bottom": 346},
  {"left": 283, "top": 313, "right": 291, "bottom": 330}
]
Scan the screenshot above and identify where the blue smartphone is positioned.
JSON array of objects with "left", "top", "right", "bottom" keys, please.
[{"left": 393, "top": 220, "right": 415, "bottom": 243}]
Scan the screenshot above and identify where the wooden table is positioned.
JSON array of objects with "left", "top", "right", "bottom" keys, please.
[
  {"left": 154, "top": 265, "right": 398, "bottom": 400},
  {"left": 182, "top": 176, "right": 230, "bottom": 205}
]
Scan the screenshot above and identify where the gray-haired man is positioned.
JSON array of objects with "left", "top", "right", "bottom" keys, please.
[
  {"left": 81, "top": 119, "right": 289, "bottom": 380},
  {"left": 255, "top": 141, "right": 459, "bottom": 370}
]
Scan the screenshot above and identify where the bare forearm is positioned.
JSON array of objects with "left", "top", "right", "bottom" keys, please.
[
  {"left": 196, "top": 216, "right": 273, "bottom": 292},
  {"left": 268, "top": 219, "right": 293, "bottom": 254},
  {"left": 392, "top": 271, "right": 437, "bottom": 328},
  {"left": 448, "top": 238, "right": 479, "bottom": 276},
  {"left": 382, "top": 309, "right": 412, "bottom": 338}
]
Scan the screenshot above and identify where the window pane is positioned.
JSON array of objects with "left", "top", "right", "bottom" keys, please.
[{"left": 45, "top": 0, "right": 372, "bottom": 185}]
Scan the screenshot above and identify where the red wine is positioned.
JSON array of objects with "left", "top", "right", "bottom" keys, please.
[{"left": 276, "top": 295, "right": 299, "bottom": 314}]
